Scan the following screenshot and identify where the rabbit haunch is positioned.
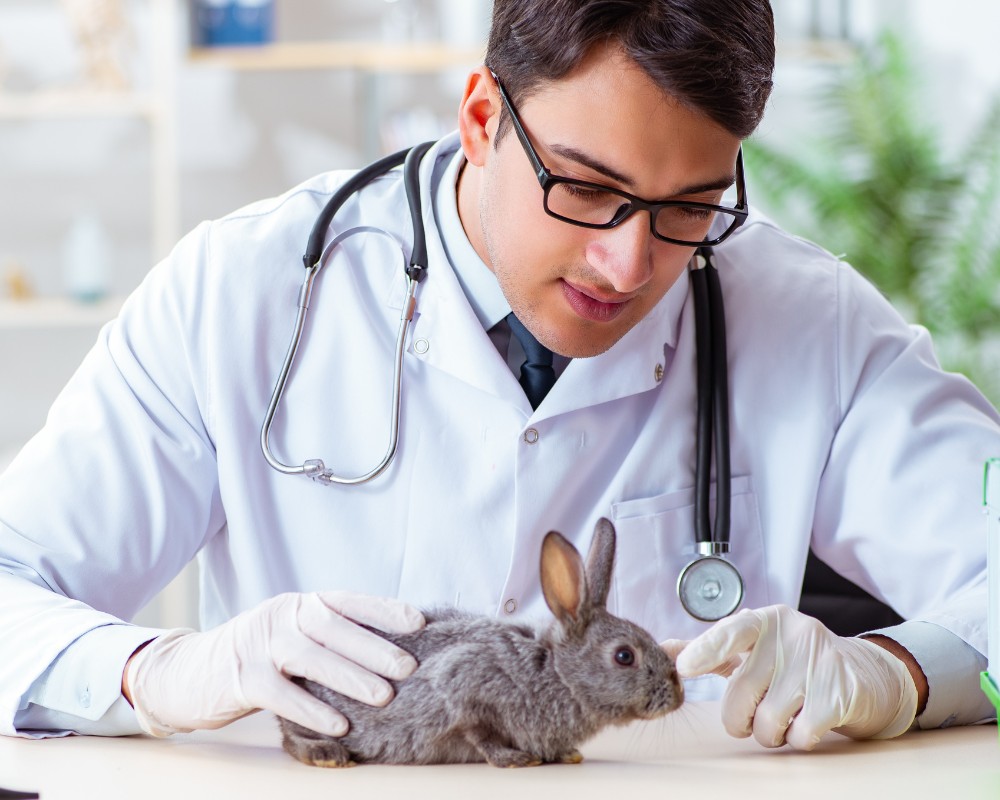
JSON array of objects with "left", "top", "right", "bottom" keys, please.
[{"left": 279, "top": 518, "right": 683, "bottom": 767}]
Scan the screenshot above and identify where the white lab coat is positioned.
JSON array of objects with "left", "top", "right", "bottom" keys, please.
[{"left": 1, "top": 134, "right": 998, "bottom": 735}]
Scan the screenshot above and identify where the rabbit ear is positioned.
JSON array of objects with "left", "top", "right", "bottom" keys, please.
[
  {"left": 584, "top": 518, "right": 616, "bottom": 610},
  {"left": 540, "top": 531, "right": 588, "bottom": 628}
]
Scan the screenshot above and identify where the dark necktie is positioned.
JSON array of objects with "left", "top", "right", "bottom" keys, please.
[{"left": 506, "top": 312, "right": 556, "bottom": 409}]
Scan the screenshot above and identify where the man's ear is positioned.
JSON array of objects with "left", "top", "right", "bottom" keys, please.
[{"left": 458, "top": 66, "right": 501, "bottom": 168}]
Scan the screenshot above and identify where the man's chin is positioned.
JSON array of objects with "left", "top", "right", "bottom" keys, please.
[{"left": 546, "top": 326, "right": 632, "bottom": 359}]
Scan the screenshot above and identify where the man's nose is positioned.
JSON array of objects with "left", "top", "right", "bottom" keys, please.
[{"left": 585, "top": 211, "right": 655, "bottom": 294}]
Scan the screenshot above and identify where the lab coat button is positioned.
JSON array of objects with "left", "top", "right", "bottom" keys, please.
[
  {"left": 654, "top": 363, "right": 664, "bottom": 382},
  {"left": 80, "top": 687, "right": 91, "bottom": 708},
  {"left": 503, "top": 598, "right": 517, "bottom": 614},
  {"left": 523, "top": 428, "right": 539, "bottom": 444},
  {"left": 414, "top": 338, "right": 430, "bottom": 354}
]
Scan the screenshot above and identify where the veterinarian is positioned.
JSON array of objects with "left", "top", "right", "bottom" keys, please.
[{"left": 1, "top": 0, "right": 997, "bottom": 752}]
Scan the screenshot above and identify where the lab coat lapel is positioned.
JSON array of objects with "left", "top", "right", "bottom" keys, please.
[
  {"left": 533, "top": 268, "right": 690, "bottom": 420},
  {"left": 408, "top": 255, "right": 524, "bottom": 403}
]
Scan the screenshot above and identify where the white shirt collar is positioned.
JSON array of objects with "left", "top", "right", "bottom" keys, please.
[{"left": 431, "top": 146, "right": 511, "bottom": 332}]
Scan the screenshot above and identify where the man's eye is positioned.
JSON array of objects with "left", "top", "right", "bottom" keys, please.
[
  {"left": 676, "top": 206, "right": 714, "bottom": 220},
  {"left": 563, "top": 184, "right": 608, "bottom": 200}
]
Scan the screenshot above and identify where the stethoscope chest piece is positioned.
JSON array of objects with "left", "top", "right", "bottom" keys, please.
[{"left": 677, "top": 555, "right": 744, "bottom": 622}]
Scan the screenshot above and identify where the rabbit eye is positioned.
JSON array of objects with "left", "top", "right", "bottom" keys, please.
[{"left": 614, "top": 646, "right": 636, "bottom": 667}]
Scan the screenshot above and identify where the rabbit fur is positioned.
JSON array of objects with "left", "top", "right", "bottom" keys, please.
[{"left": 278, "top": 518, "right": 683, "bottom": 767}]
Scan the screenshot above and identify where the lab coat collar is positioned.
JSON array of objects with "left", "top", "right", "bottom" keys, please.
[
  {"left": 388, "top": 131, "right": 690, "bottom": 419},
  {"left": 534, "top": 269, "right": 689, "bottom": 421}
]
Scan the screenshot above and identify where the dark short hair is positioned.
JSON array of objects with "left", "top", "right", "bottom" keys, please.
[{"left": 486, "top": 0, "right": 775, "bottom": 140}]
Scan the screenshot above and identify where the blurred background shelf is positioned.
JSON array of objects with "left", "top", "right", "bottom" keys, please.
[
  {"left": 186, "top": 39, "right": 484, "bottom": 162},
  {"left": 0, "top": 90, "right": 162, "bottom": 119},
  {"left": 188, "top": 40, "right": 485, "bottom": 72},
  {"left": 0, "top": 296, "right": 124, "bottom": 329}
]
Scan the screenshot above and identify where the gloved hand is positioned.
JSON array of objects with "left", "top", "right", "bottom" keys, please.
[
  {"left": 124, "top": 591, "right": 425, "bottom": 738},
  {"left": 662, "top": 604, "right": 918, "bottom": 750}
]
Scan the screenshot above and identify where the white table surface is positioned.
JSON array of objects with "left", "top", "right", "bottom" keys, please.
[{"left": 0, "top": 702, "right": 997, "bottom": 800}]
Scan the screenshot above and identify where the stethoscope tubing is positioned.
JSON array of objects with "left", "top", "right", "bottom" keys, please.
[{"left": 690, "top": 246, "right": 732, "bottom": 553}]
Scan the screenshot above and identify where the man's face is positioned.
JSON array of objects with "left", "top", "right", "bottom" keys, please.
[{"left": 457, "top": 48, "right": 743, "bottom": 358}]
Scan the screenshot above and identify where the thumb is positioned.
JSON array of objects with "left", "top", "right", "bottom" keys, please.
[{"left": 675, "top": 609, "right": 764, "bottom": 678}]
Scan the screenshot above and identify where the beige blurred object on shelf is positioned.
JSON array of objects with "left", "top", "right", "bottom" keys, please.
[
  {"left": 3, "top": 263, "right": 35, "bottom": 300},
  {"left": 60, "top": 0, "right": 135, "bottom": 91}
]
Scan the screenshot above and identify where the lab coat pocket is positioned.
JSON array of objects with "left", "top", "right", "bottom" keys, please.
[{"left": 609, "top": 475, "right": 768, "bottom": 642}]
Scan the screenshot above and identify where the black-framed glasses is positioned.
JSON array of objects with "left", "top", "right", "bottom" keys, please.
[{"left": 492, "top": 73, "right": 748, "bottom": 247}]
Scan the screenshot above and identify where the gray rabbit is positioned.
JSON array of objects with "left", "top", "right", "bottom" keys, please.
[{"left": 278, "top": 518, "right": 683, "bottom": 767}]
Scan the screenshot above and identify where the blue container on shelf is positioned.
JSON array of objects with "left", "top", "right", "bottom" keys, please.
[
  {"left": 192, "top": 0, "right": 275, "bottom": 47},
  {"left": 984, "top": 458, "right": 1000, "bottom": 741}
]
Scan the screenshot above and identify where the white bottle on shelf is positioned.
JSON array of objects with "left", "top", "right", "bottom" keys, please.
[{"left": 62, "top": 213, "right": 111, "bottom": 304}]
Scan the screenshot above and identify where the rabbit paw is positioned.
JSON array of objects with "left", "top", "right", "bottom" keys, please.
[
  {"left": 286, "top": 737, "right": 356, "bottom": 768},
  {"left": 556, "top": 749, "right": 584, "bottom": 764},
  {"left": 488, "top": 749, "right": 543, "bottom": 769},
  {"left": 466, "top": 733, "right": 542, "bottom": 768}
]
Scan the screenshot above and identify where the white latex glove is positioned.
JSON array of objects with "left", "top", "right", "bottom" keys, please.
[
  {"left": 125, "top": 591, "right": 425, "bottom": 738},
  {"left": 663, "top": 605, "right": 918, "bottom": 750}
]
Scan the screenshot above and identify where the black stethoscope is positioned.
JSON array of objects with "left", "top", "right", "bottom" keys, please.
[{"left": 260, "top": 141, "right": 744, "bottom": 622}]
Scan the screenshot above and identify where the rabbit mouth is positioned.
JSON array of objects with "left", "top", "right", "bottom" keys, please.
[
  {"left": 638, "top": 682, "right": 684, "bottom": 719},
  {"left": 637, "top": 699, "right": 681, "bottom": 720}
]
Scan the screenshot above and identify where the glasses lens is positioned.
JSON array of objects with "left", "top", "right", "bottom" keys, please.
[
  {"left": 545, "top": 182, "right": 631, "bottom": 226},
  {"left": 655, "top": 180, "right": 742, "bottom": 243},
  {"left": 654, "top": 205, "right": 733, "bottom": 244}
]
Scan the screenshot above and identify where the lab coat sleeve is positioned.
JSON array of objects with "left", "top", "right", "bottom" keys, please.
[
  {"left": 0, "top": 222, "right": 226, "bottom": 736},
  {"left": 10, "top": 613, "right": 164, "bottom": 738},
  {"left": 872, "top": 621, "right": 995, "bottom": 728},
  {"left": 812, "top": 263, "right": 999, "bottom": 714}
]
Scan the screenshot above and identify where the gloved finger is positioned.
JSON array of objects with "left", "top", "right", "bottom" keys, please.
[
  {"left": 784, "top": 702, "right": 837, "bottom": 751},
  {"left": 246, "top": 671, "right": 351, "bottom": 738},
  {"left": 277, "top": 636, "right": 398, "bottom": 708},
  {"left": 659, "top": 639, "right": 690, "bottom": 660},
  {"left": 718, "top": 616, "right": 779, "bottom": 739},
  {"left": 299, "top": 595, "right": 418, "bottom": 680},
  {"left": 674, "top": 609, "right": 764, "bottom": 678},
  {"left": 750, "top": 687, "right": 805, "bottom": 748},
  {"left": 662, "top": 638, "right": 744, "bottom": 678},
  {"left": 318, "top": 590, "right": 426, "bottom": 634}
]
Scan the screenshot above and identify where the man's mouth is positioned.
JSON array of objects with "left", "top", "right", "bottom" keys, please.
[{"left": 560, "top": 279, "right": 631, "bottom": 323}]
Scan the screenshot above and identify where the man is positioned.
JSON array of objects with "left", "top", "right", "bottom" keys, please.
[{"left": 1, "top": 0, "right": 996, "bottom": 751}]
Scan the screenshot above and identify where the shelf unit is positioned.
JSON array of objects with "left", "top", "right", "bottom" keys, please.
[
  {"left": 0, "top": 90, "right": 157, "bottom": 119},
  {"left": 187, "top": 39, "right": 484, "bottom": 161},
  {"left": 0, "top": 296, "right": 125, "bottom": 329},
  {"left": 0, "top": 0, "right": 179, "bottom": 328},
  {"left": 188, "top": 40, "right": 485, "bottom": 73}
]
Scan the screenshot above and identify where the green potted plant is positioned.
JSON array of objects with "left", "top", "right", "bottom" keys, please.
[{"left": 745, "top": 32, "right": 1000, "bottom": 401}]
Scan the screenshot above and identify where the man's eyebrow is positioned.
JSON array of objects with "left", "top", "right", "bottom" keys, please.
[
  {"left": 549, "top": 143, "right": 634, "bottom": 187},
  {"left": 548, "top": 143, "right": 736, "bottom": 198}
]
